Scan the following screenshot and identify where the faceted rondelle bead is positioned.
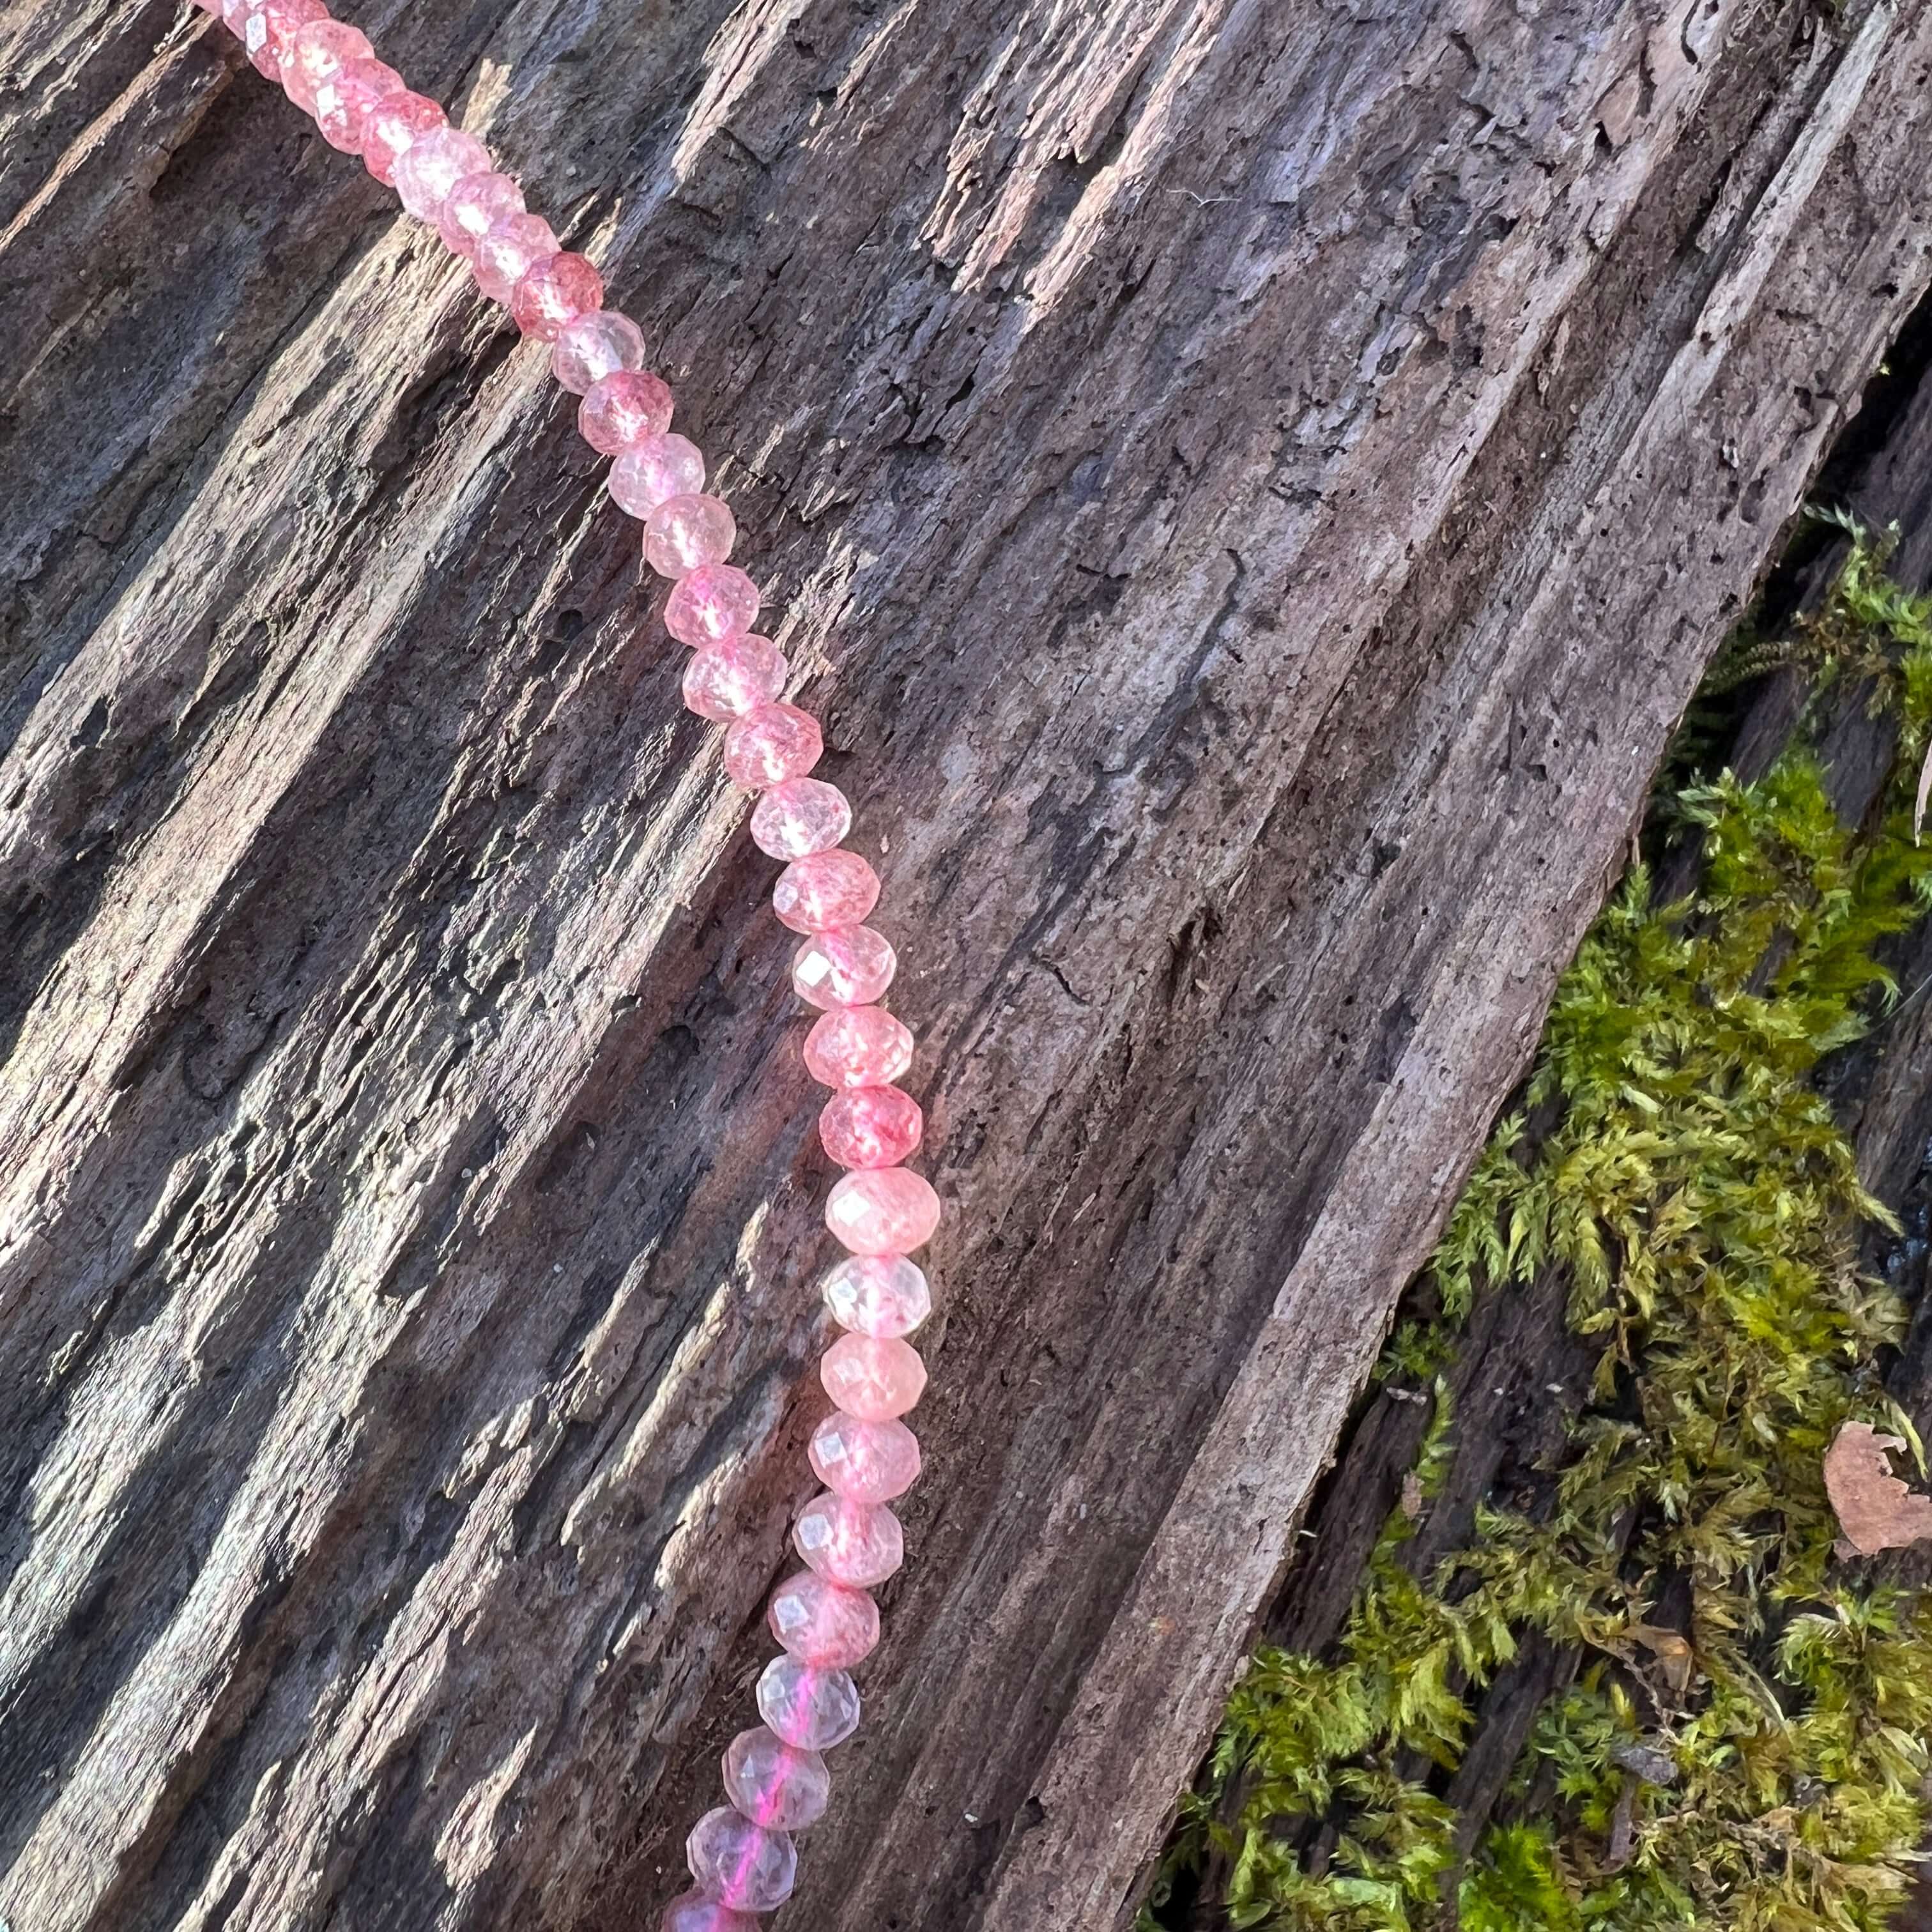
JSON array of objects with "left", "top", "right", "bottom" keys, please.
[
  {"left": 809, "top": 1411, "right": 922, "bottom": 1502},
  {"left": 282, "top": 19, "right": 372, "bottom": 113},
  {"left": 682, "top": 637, "right": 788, "bottom": 724},
  {"left": 756, "top": 1657, "right": 862, "bottom": 1752},
  {"left": 822, "top": 1254, "right": 930, "bottom": 1335},
  {"left": 312, "top": 56, "right": 401, "bottom": 152},
  {"left": 437, "top": 169, "right": 525, "bottom": 257},
  {"left": 772, "top": 848, "right": 880, "bottom": 935},
  {"left": 803, "top": 1005, "right": 914, "bottom": 1090},
  {"left": 827, "top": 1167, "right": 942, "bottom": 1256},
  {"left": 392, "top": 125, "right": 492, "bottom": 222},
  {"left": 685, "top": 1807, "right": 796, "bottom": 1914},
  {"left": 723, "top": 1726, "right": 832, "bottom": 1832},
  {"left": 218, "top": 0, "right": 258, "bottom": 38},
  {"left": 820, "top": 1333, "right": 928, "bottom": 1422},
  {"left": 819, "top": 1087, "right": 924, "bottom": 1173},
  {"left": 510, "top": 251, "right": 605, "bottom": 341},
  {"left": 610, "top": 431, "right": 705, "bottom": 519},
  {"left": 767, "top": 1569, "right": 881, "bottom": 1668},
  {"left": 578, "top": 369, "right": 674, "bottom": 455},
  {"left": 645, "top": 493, "right": 737, "bottom": 578},
  {"left": 723, "top": 704, "right": 823, "bottom": 789},
  {"left": 551, "top": 310, "right": 645, "bottom": 395},
  {"left": 751, "top": 778, "right": 851, "bottom": 861},
  {"left": 362, "top": 91, "right": 446, "bottom": 186},
  {"left": 792, "top": 926, "right": 897, "bottom": 1010},
  {"left": 660, "top": 1893, "right": 758, "bottom": 1932},
  {"left": 793, "top": 1489, "right": 904, "bottom": 1589},
  {"left": 473, "top": 212, "right": 560, "bottom": 305},
  {"left": 243, "top": 0, "right": 325, "bottom": 79},
  {"left": 666, "top": 564, "right": 760, "bottom": 647}
]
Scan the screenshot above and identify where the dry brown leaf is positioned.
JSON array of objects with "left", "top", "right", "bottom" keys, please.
[
  {"left": 1917, "top": 739, "right": 1932, "bottom": 845},
  {"left": 1630, "top": 1622, "right": 1695, "bottom": 1695},
  {"left": 1399, "top": 1472, "right": 1424, "bottom": 1520},
  {"left": 1823, "top": 1422, "right": 1932, "bottom": 1556}
]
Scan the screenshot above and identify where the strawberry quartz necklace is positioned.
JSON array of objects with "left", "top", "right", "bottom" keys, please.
[{"left": 197, "top": 3, "right": 939, "bottom": 1922}]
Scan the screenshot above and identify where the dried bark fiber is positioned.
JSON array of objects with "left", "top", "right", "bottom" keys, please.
[{"left": 3, "top": 2, "right": 1931, "bottom": 1928}]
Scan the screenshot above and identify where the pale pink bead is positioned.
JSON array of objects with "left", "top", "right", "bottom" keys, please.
[
  {"left": 243, "top": 0, "right": 324, "bottom": 79},
  {"left": 610, "top": 432, "right": 705, "bottom": 519},
  {"left": 437, "top": 170, "right": 524, "bottom": 257},
  {"left": 682, "top": 636, "right": 788, "bottom": 724},
  {"left": 660, "top": 1892, "right": 757, "bottom": 1932},
  {"left": 723, "top": 1727, "right": 831, "bottom": 1832},
  {"left": 751, "top": 779, "right": 850, "bottom": 861},
  {"left": 809, "top": 1411, "right": 921, "bottom": 1502},
  {"left": 756, "top": 1657, "right": 861, "bottom": 1752},
  {"left": 772, "top": 849, "right": 880, "bottom": 935},
  {"left": 792, "top": 926, "right": 897, "bottom": 1010},
  {"left": 312, "top": 56, "right": 400, "bottom": 152},
  {"left": 827, "top": 1167, "right": 942, "bottom": 1256},
  {"left": 794, "top": 1489, "right": 903, "bottom": 1588},
  {"left": 645, "top": 494, "right": 736, "bottom": 578},
  {"left": 284, "top": 19, "right": 372, "bottom": 114},
  {"left": 803, "top": 1005, "right": 912, "bottom": 1090},
  {"left": 363, "top": 91, "right": 445, "bottom": 187},
  {"left": 578, "top": 369, "right": 673, "bottom": 454},
  {"left": 820, "top": 1333, "right": 927, "bottom": 1421},
  {"left": 768, "top": 1570, "right": 880, "bottom": 1668},
  {"left": 218, "top": 0, "right": 257, "bottom": 34},
  {"left": 724, "top": 704, "right": 822, "bottom": 788},
  {"left": 511, "top": 252, "right": 604, "bottom": 341},
  {"left": 666, "top": 564, "right": 760, "bottom": 647},
  {"left": 820, "top": 1088, "right": 924, "bottom": 1172},
  {"left": 822, "top": 1254, "right": 930, "bottom": 1335},
  {"left": 551, "top": 310, "right": 645, "bottom": 394},
  {"left": 392, "top": 126, "right": 492, "bottom": 222},
  {"left": 473, "top": 212, "right": 559, "bottom": 305},
  {"left": 686, "top": 1808, "right": 795, "bottom": 1914}
]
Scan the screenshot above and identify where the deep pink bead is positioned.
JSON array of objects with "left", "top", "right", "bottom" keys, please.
[
  {"left": 666, "top": 564, "right": 760, "bottom": 647},
  {"left": 791, "top": 927, "right": 897, "bottom": 1010},
  {"left": 822, "top": 1254, "right": 931, "bottom": 1335},
  {"left": 751, "top": 779, "right": 850, "bottom": 861},
  {"left": 809, "top": 1411, "right": 921, "bottom": 1502},
  {"left": 659, "top": 1893, "right": 756, "bottom": 1932},
  {"left": 438, "top": 170, "right": 524, "bottom": 257},
  {"left": 772, "top": 848, "right": 880, "bottom": 935},
  {"left": 686, "top": 1808, "right": 795, "bottom": 1913},
  {"left": 243, "top": 0, "right": 325, "bottom": 79},
  {"left": 756, "top": 1657, "right": 861, "bottom": 1752},
  {"left": 768, "top": 1569, "right": 881, "bottom": 1668},
  {"left": 794, "top": 1489, "right": 903, "bottom": 1588},
  {"left": 510, "top": 252, "right": 604, "bottom": 341},
  {"left": 610, "top": 433, "right": 705, "bottom": 519},
  {"left": 392, "top": 126, "right": 491, "bottom": 222},
  {"left": 284, "top": 19, "right": 372, "bottom": 114},
  {"left": 821, "top": 1333, "right": 927, "bottom": 1420},
  {"left": 804, "top": 1005, "right": 912, "bottom": 1090},
  {"left": 827, "top": 1167, "right": 942, "bottom": 1256},
  {"left": 645, "top": 493, "right": 736, "bottom": 577},
  {"left": 723, "top": 1727, "right": 831, "bottom": 1832},
  {"left": 724, "top": 704, "right": 822, "bottom": 788},
  {"left": 682, "top": 637, "right": 788, "bottom": 724},
  {"left": 551, "top": 310, "right": 645, "bottom": 394},
  {"left": 820, "top": 1088, "right": 924, "bottom": 1172},
  {"left": 363, "top": 91, "right": 445, "bottom": 187},
  {"left": 473, "top": 212, "right": 559, "bottom": 305},
  {"left": 578, "top": 369, "right": 674, "bottom": 454}
]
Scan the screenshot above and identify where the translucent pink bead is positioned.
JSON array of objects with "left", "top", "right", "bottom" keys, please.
[
  {"left": 804, "top": 1006, "right": 912, "bottom": 1089},
  {"left": 610, "top": 433, "right": 705, "bottom": 519},
  {"left": 284, "top": 19, "right": 372, "bottom": 114},
  {"left": 511, "top": 252, "right": 604, "bottom": 341},
  {"left": 660, "top": 1893, "right": 757, "bottom": 1932},
  {"left": 791, "top": 927, "right": 897, "bottom": 1010},
  {"left": 218, "top": 0, "right": 258, "bottom": 36},
  {"left": 794, "top": 1490, "right": 903, "bottom": 1588},
  {"left": 723, "top": 1727, "right": 831, "bottom": 1832},
  {"left": 820, "top": 1088, "right": 924, "bottom": 1172},
  {"left": 437, "top": 170, "right": 524, "bottom": 257},
  {"left": 363, "top": 91, "right": 445, "bottom": 187},
  {"left": 751, "top": 779, "right": 850, "bottom": 861},
  {"left": 822, "top": 1254, "right": 930, "bottom": 1335},
  {"left": 827, "top": 1167, "right": 942, "bottom": 1256},
  {"left": 821, "top": 1334, "right": 928, "bottom": 1421},
  {"left": 724, "top": 704, "right": 822, "bottom": 788},
  {"left": 243, "top": 0, "right": 325, "bottom": 79},
  {"left": 579, "top": 369, "right": 673, "bottom": 454},
  {"left": 773, "top": 849, "right": 880, "bottom": 935},
  {"left": 666, "top": 564, "right": 760, "bottom": 647},
  {"left": 768, "top": 1570, "right": 880, "bottom": 1667},
  {"left": 756, "top": 1657, "right": 861, "bottom": 1752},
  {"left": 646, "top": 494, "right": 736, "bottom": 578},
  {"left": 551, "top": 310, "right": 645, "bottom": 395},
  {"left": 685, "top": 1808, "right": 795, "bottom": 1913},
  {"left": 682, "top": 637, "right": 788, "bottom": 724},
  {"left": 312, "top": 56, "right": 400, "bottom": 152},
  {"left": 809, "top": 1411, "right": 921, "bottom": 1502},
  {"left": 473, "top": 212, "right": 559, "bottom": 305},
  {"left": 392, "top": 126, "right": 491, "bottom": 222}
]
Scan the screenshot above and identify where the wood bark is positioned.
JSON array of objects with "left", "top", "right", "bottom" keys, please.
[{"left": 4, "top": 3, "right": 1932, "bottom": 1929}]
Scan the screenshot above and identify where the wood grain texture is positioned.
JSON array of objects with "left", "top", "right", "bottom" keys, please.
[{"left": 3, "top": 2, "right": 1931, "bottom": 1928}]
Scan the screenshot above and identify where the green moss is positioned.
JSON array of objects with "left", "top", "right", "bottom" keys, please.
[{"left": 1153, "top": 526, "right": 1932, "bottom": 1932}]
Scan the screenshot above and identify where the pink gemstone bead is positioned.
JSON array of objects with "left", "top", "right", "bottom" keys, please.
[
  {"left": 284, "top": 19, "right": 372, "bottom": 114},
  {"left": 243, "top": 0, "right": 325, "bottom": 79},
  {"left": 682, "top": 637, "right": 788, "bottom": 724},
  {"left": 723, "top": 1727, "right": 831, "bottom": 1832},
  {"left": 794, "top": 1490, "right": 904, "bottom": 1589},
  {"left": 579, "top": 369, "right": 673, "bottom": 454},
  {"left": 473, "top": 212, "right": 560, "bottom": 305},
  {"left": 821, "top": 1334, "right": 928, "bottom": 1420},
  {"left": 218, "top": 0, "right": 257, "bottom": 34},
  {"left": 686, "top": 1808, "right": 795, "bottom": 1913},
  {"left": 822, "top": 1254, "right": 931, "bottom": 1335},
  {"left": 792, "top": 926, "right": 897, "bottom": 1010},
  {"left": 803, "top": 1005, "right": 913, "bottom": 1090},
  {"left": 660, "top": 1894, "right": 757, "bottom": 1932},
  {"left": 820, "top": 1088, "right": 924, "bottom": 1172},
  {"left": 768, "top": 1570, "right": 880, "bottom": 1668},
  {"left": 437, "top": 169, "right": 524, "bottom": 257},
  {"left": 827, "top": 1167, "right": 942, "bottom": 1256},
  {"left": 756, "top": 1657, "right": 861, "bottom": 1752},
  {"left": 645, "top": 494, "right": 737, "bottom": 578},
  {"left": 362, "top": 91, "right": 445, "bottom": 187},
  {"left": 751, "top": 779, "right": 851, "bottom": 861},
  {"left": 312, "top": 56, "right": 400, "bottom": 152},
  {"left": 511, "top": 252, "right": 604, "bottom": 341},
  {"left": 392, "top": 126, "right": 492, "bottom": 222},
  {"left": 551, "top": 310, "right": 645, "bottom": 395},
  {"left": 773, "top": 848, "right": 880, "bottom": 935},
  {"left": 809, "top": 1411, "right": 921, "bottom": 1502},
  {"left": 610, "top": 432, "right": 706, "bottom": 519},
  {"left": 724, "top": 704, "right": 823, "bottom": 789},
  {"left": 666, "top": 564, "right": 760, "bottom": 647}
]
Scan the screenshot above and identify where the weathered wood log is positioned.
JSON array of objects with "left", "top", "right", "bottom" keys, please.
[{"left": 4, "top": 3, "right": 1932, "bottom": 1928}]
